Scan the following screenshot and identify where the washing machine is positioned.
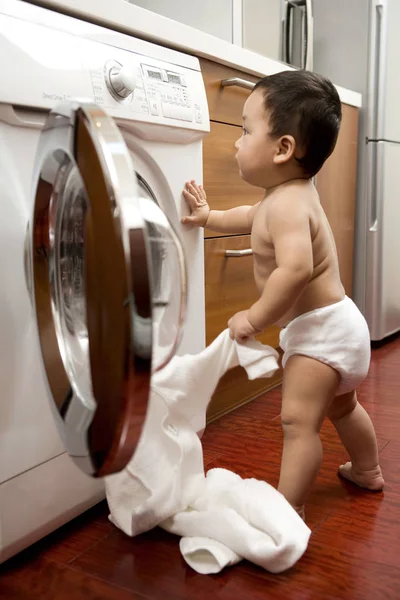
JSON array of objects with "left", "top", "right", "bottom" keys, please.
[{"left": 0, "top": 0, "right": 209, "bottom": 563}]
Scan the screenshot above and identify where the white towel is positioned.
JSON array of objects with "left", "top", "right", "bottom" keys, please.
[
  {"left": 105, "top": 330, "right": 311, "bottom": 573},
  {"left": 163, "top": 468, "right": 310, "bottom": 574},
  {"left": 152, "top": 328, "right": 280, "bottom": 433}
]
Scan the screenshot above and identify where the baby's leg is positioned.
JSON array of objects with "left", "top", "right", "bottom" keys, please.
[
  {"left": 328, "top": 391, "right": 384, "bottom": 490},
  {"left": 278, "top": 355, "right": 340, "bottom": 515}
]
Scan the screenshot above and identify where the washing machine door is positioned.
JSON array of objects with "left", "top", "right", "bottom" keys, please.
[{"left": 30, "top": 102, "right": 186, "bottom": 478}]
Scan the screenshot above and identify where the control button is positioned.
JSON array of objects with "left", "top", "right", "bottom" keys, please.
[
  {"left": 150, "top": 101, "right": 159, "bottom": 116},
  {"left": 180, "top": 108, "right": 192, "bottom": 122},
  {"left": 107, "top": 63, "right": 136, "bottom": 99},
  {"left": 195, "top": 109, "right": 202, "bottom": 124},
  {"left": 162, "top": 103, "right": 173, "bottom": 118},
  {"left": 162, "top": 103, "right": 193, "bottom": 121},
  {"left": 180, "top": 75, "right": 187, "bottom": 87}
]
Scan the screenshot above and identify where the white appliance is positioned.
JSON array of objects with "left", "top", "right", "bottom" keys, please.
[
  {"left": 270, "top": 0, "right": 400, "bottom": 341},
  {"left": 310, "top": 0, "right": 400, "bottom": 342},
  {"left": 0, "top": 0, "right": 209, "bottom": 563}
]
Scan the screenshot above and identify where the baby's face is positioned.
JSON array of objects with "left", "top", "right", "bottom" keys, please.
[{"left": 235, "top": 90, "right": 278, "bottom": 188}]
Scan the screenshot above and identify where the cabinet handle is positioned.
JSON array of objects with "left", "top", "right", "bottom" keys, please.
[
  {"left": 225, "top": 248, "right": 253, "bottom": 257},
  {"left": 221, "top": 77, "right": 255, "bottom": 91}
]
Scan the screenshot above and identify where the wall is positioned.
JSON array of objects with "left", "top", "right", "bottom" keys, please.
[
  {"left": 242, "top": 0, "right": 281, "bottom": 60},
  {"left": 127, "top": 0, "right": 234, "bottom": 43}
]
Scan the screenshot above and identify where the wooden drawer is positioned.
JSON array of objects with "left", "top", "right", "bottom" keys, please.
[
  {"left": 203, "top": 121, "right": 265, "bottom": 238},
  {"left": 205, "top": 235, "right": 280, "bottom": 347},
  {"left": 200, "top": 58, "right": 259, "bottom": 127},
  {"left": 316, "top": 104, "right": 358, "bottom": 297},
  {"left": 205, "top": 234, "right": 282, "bottom": 421}
]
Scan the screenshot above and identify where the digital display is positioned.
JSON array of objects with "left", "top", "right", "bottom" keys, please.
[
  {"left": 167, "top": 73, "right": 181, "bottom": 84},
  {"left": 148, "top": 70, "right": 162, "bottom": 80}
]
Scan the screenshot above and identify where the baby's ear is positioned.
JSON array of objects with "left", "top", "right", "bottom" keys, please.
[{"left": 274, "top": 135, "right": 296, "bottom": 165}]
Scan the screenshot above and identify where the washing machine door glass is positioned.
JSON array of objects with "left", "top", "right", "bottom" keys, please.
[
  {"left": 135, "top": 173, "right": 186, "bottom": 371},
  {"left": 30, "top": 102, "right": 186, "bottom": 478}
]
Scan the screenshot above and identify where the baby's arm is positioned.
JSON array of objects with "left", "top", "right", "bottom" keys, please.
[
  {"left": 182, "top": 180, "right": 259, "bottom": 234},
  {"left": 247, "top": 197, "right": 313, "bottom": 330}
]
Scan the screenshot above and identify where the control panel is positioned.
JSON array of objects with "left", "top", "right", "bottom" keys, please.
[
  {"left": 0, "top": 10, "right": 209, "bottom": 132},
  {"left": 90, "top": 49, "right": 207, "bottom": 127}
]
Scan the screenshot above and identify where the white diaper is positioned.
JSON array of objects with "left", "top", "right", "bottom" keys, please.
[{"left": 279, "top": 296, "right": 371, "bottom": 396}]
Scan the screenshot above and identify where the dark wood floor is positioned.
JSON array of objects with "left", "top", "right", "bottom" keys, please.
[{"left": 2, "top": 335, "right": 400, "bottom": 599}]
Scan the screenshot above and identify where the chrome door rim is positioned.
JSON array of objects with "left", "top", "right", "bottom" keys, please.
[{"left": 31, "top": 102, "right": 152, "bottom": 477}]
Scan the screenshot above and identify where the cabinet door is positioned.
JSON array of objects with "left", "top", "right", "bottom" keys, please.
[
  {"left": 203, "top": 121, "right": 265, "bottom": 238},
  {"left": 205, "top": 235, "right": 282, "bottom": 421},
  {"left": 316, "top": 104, "right": 359, "bottom": 297},
  {"left": 205, "top": 235, "right": 280, "bottom": 346},
  {"left": 200, "top": 58, "right": 259, "bottom": 127}
]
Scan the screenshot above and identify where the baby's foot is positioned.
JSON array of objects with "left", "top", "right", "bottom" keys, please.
[{"left": 338, "top": 461, "right": 384, "bottom": 491}]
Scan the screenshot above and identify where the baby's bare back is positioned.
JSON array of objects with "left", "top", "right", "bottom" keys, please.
[{"left": 250, "top": 181, "right": 345, "bottom": 328}]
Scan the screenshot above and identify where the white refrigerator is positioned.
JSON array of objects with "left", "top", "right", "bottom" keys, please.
[
  {"left": 312, "top": 0, "right": 400, "bottom": 340},
  {"left": 360, "top": 0, "right": 400, "bottom": 340}
]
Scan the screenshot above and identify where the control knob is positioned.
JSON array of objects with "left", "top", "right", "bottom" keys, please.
[{"left": 107, "top": 62, "right": 136, "bottom": 99}]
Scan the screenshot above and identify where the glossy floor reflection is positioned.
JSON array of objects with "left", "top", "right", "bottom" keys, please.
[{"left": 2, "top": 335, "right": 400, "bottom": 599}]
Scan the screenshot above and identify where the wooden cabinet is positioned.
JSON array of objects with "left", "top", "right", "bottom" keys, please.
[
  {"left": 200, "top": 57, "right": 359, "bottom": 421},
  {"left": 203, "top": 122, "right": 264, "bottom": 238},
  {"left": 205, "top": 235, "right": 282, "bottom": 421},
  {"left": 201, "top": 59, "right": 258, "bottom": 126},
  {"left": 201, "top": 57, "right": 283, "bottom": 422},
  {"left": 205, "top": 235, "right": 280, "bottom": 347},
  {"left": 315, "top": 104, "right": 359, "bottom": 297}
]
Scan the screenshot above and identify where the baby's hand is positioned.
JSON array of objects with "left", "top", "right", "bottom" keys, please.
[
  {"left": 228, "top": 310, "right": 261, "bottom": 342},
  {"left": 181, "top": 180, "right": 210, "bottom": 227}
]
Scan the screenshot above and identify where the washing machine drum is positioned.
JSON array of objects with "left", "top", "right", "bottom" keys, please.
[{"left": 29, "top": 102, "right": 187, "bottom": 478}]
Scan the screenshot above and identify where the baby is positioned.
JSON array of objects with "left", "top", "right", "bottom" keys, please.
[{"left": 182, "top": 70, "right": 384, "bottom": 519}]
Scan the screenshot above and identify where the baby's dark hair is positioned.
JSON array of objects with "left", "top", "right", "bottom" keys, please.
[{"left": 253, "top": 70, "right": 342, "bottom": 177}]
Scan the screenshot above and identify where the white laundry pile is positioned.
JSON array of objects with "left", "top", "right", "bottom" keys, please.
[{"left": 105, "top": 329, "right": 311, "bottom": 574}]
